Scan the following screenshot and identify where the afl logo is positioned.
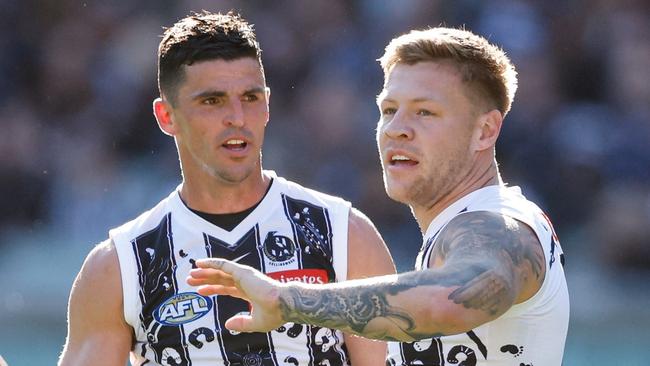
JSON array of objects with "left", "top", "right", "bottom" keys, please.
[
  {"left": 154, "top": 292, "right": 212, "bottom": 326},
  {"left": 263, "top": 231, "right": 295, "bottom": 262}
]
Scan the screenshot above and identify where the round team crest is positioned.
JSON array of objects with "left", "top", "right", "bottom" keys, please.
[{"left": 263, "top": 231, "right": 296, "bottom": 262}]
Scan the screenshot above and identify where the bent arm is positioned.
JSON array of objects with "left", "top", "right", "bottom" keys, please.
[
  {"left": 278, "top": 211, "right": 545, "bottom": 342},
  {"left": 59, "top": 239, "right": 133, "bottom": 366},
  {"left": 343, "top": 208, "right": 396, "bottom": 365}
]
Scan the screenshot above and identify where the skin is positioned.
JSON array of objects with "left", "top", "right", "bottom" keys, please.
[
  {"left": 58, "top": 240, "right": 132, "bottom": 366},
  {"left": 59, "top": 57, "right": 394, "bottom": 365},
  {"left": 377, "top": 61, "right": 501, "bottom": 231},
  {"left": 341, "top": 207, "right": 396, "bottom": 364},
  {"left": 155, "top": 57, "right": 272, "bottom": 213},
  {"left": 188, "top": 60, "right": 547, "bottom": 342}
]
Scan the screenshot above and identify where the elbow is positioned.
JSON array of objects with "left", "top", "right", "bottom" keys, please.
[
  {"left": 418, "top": 291, "right": 488, "bottom": 337},
  {"left": 424, "top": 302, "right": 473, "bottom": 336}
]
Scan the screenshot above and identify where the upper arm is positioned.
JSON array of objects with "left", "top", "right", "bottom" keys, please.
[
  {"left": 344, "top": 208, "right": 396, "bottom": 366},
  {"left": 428, "top": 211, "right": 546, "bottom": 327},
  {"left": 59, "top": 239, "right": 133, "bottom": 366},
  {"left": 278, "top": 211, "right": 546, "bottom": 342},
  {"left": 346, "top": 207, "right": 396, "bottom": 280}
]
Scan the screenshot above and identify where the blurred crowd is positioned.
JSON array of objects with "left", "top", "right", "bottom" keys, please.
[{"left": 1, "top": 0, "right": 649, "bottom": 275}]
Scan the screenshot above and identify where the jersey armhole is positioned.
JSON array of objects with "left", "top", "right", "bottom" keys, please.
[
  {"left": 109, "top": 232, "right": 140, "bottom": 329},
  {"left": 331, "top": 202, "right": 351, "bottom": 282}
]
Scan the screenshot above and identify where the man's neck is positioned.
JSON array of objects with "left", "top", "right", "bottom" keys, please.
[
  {"left": 180, "top": 169, "right": 272, "bottom": 214},
  {"left": 412, "top": 161, "right": 501, "bottom": 234}
]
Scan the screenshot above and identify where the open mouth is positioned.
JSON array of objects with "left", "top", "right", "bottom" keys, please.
[
  {"left": 222, "top": 139, "right": 248, "bottom": 151},
  {"left": 389, "top": 154, "right": 418, "bottom": 166}
]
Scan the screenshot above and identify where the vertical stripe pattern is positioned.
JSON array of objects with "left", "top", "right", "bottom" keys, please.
[{"left": 132, "top": 213, "right": 191, "bottom": 365}]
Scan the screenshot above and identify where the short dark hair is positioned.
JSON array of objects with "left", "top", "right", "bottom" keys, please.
[
  {"left": 157, "top": 10, "right": 263, "bottom": 104},
  {"left": 379, "top": 27, "right": 517, "bottom": 116}
]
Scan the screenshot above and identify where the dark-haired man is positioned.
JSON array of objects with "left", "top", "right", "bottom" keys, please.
[
  {"left": 188, "top": 27, "right": 570, "bottom": 366},
  {"left": 59, "top": 11, "right": 394, "bottom": 366}
]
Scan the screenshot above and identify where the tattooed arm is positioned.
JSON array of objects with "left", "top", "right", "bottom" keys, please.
[{"left": 189, "top": 211, "right": 545, "bottom": 342}]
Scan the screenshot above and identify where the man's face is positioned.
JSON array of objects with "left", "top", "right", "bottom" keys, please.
[
  {"left": 376, "top": 61, "right": 480, "bottom": 208},
  {"left": 166, "top": 57, "right": 270, "bottom": 185}
]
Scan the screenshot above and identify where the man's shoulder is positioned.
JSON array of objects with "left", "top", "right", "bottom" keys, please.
[
  {"left": 77, "top": 238, "right": 122, "bottom": 294},
  {"left": 85, "top": 238, "right": 119, "bottom": 270},
  {"left": 273, "top": 173, "right": 351, "bottom": 209},
  {"left": 433, "top": 210, "right": 543, "bottom": 272},
  {"left": 468, "top": 185, "right": 542, "bottom": 216}
]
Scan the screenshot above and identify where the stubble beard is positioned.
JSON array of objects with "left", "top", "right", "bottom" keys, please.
[
  {"left": 184, "top": 144, "right": 259, "bottom": 186},
  {"left": 383, "top": 157, "right": 466, "bottom": 211},
  {"left": 205, "top": 157, "right": 260, "bottom": 185}
]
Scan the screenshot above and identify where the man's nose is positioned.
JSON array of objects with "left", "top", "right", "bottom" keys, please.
[
  {"left": 224, "top": 99, "right": 245, "bottom": 127},
  {"left": 383, "top": 111, "right": 414, "bottom": 140}
]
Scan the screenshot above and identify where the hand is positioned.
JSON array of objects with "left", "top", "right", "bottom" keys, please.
[{"left": 187, "top": 258, "right": 286, "bottom": 333}]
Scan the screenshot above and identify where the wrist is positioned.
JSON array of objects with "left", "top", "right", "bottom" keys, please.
[{"left": 277, "top": 282, "right": 303, "bottom": 323}]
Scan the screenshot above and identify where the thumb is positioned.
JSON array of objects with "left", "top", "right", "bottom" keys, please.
[{"left": 224, "top": 313, "right": 259, "bottom": 333}]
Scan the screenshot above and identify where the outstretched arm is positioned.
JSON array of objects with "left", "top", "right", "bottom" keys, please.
[
  {"left": 188, "top": 211, "right": 545, "bottom": 342},
  {"left": 59, "top": 240, "right": 133, "bottom": 366}
]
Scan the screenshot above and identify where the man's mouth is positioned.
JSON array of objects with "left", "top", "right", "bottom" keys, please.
[
  {"left": 222, "top": 139, "right": 248, "bottom": 151},
  {"left": 389, "top": 154, "right": 418, "bottom": 166}
]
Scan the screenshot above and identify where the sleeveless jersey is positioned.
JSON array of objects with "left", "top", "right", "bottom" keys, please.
[
  {"left": 110, "top": 171, "right": 352, "bottom": 366},
  {"left": 387, "top": 185, "right": 569, "bottom": 366}
]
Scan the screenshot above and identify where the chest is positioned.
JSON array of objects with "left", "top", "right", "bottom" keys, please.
[{"left": 128, "top": 196, "right": 348, "bottom": 365}]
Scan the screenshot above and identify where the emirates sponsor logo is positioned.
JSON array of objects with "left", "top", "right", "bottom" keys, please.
[{"left": 267, "top": 269, "right": 329, "bottom": 284}]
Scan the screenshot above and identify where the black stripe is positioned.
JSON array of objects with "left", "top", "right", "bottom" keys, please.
[
  {"left": 466, "top": 330, "right": 488, "bottom": 359},
  {"left": 435, "top": 337, "right": 445, "bottom": 365},
  {"left": 282, "top": 195, "right": 346, "bottom": 365},
  {"left": 133, "top": 213, "right": 190, "bottom": 365},
  {"left": 132, "top": 238, "right": 155, "bottom": 362},
  {"left": 282, "top": 195, "right": 336, "bottom": 281},
  {"left": 165, "top": 215, "right": 193, "bottom": 365},
  {"left": 281, "top": 194, "right": 304, "bottom": 270},
  {"left": 205, "top": 226, "right": 277, "bottom": 365},
  {"left": 204, "top": 232, "right": 230, "bottom": 365}
]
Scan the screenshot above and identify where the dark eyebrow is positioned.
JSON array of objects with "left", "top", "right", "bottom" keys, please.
[
  {"left": 411, "top": 97, "right": 437, "bottom": 103},
  {"left": 377, "top": 96, "right": 441, "bottom": 106},
  {"left": 242, "top": 87, "right": 267, "bottom": 95},
  {"left": 190, "top": 87, "right": 267, "bottom": 101},
  {"left": 190, "top": 90, "right": 226, "bottom": 101}
]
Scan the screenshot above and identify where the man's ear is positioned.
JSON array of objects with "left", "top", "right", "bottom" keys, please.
[
  {"left": 153, "top": 98, "right": 177, "bottom": 136},
  {"left": 264, "top": 86, "right": 271, "bottom": 127},
  {"left": 473, "top": 109, "right": 503, "bottom": 152}
]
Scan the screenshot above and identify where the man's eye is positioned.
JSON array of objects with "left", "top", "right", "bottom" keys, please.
[
  {"left": 417, "top": 109, "right": 434, "bottom": 116},
  {"left": 382, "top": 107, "right": 396, "bottom": 115},
  {"left": 202, "top": 98, "right": 218, "bottom": 105},
  {"left": 243, "top": 94, "right": 259, "bottom": 102}
]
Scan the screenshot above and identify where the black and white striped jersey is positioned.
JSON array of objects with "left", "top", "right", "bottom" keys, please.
[
  {"left": 110, "top": 171, "right": 352, "bottom": 366},
  {"left": 387, "top": 185, "right": 569, "bottom": 366}
]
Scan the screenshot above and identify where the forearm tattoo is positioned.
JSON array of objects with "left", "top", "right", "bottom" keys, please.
[
  {"left": 278, "top": 211, "right": 545, "bottom": 341},
  {"left": 279, "top": 284, "right": 415, "bottom": 341}
]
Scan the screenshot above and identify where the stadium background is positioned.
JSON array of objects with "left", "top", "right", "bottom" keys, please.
[{"left": 1, "top": 0, "right": 649, "bottom": 364}]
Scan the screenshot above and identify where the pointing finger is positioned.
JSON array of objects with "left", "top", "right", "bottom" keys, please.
[
  {"left": 196, "top": 258, "right": 248, "bottom": 276},
  {"left": 196, "top": 284, "right": 247, "bottom": 299}
]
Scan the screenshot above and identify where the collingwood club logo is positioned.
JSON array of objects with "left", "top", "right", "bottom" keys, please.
[{"left": 263, "top": 231, "right": 296, "bottom": 264}]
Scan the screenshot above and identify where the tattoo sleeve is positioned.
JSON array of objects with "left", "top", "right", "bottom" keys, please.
[{"left": 277, "top": 211, "right": 545, "bottom": 342}]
